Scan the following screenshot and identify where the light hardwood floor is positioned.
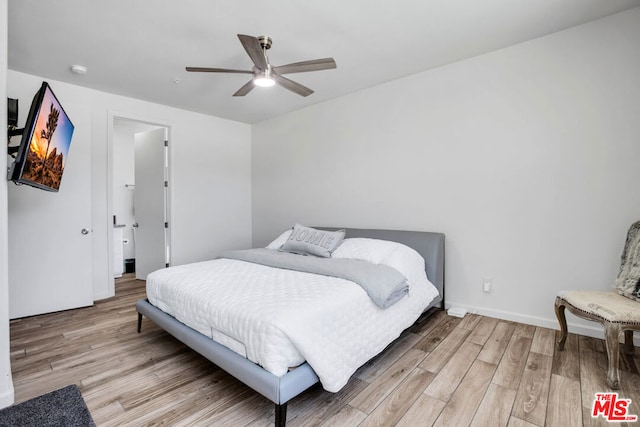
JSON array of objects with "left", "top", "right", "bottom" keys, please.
[{"left": 9, "top": 275, "right": 640, "bottom": 426}]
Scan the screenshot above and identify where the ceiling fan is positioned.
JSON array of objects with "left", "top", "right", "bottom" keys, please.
[{"left": 186, "top": 34, "right": 337, "bottom": 97}]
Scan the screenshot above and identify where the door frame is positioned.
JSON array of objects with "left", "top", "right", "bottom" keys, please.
[{"left": 107, "top": 110, "right": 173, "bottom": 294}]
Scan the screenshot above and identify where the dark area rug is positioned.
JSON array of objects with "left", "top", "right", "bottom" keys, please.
[{"left": 0, "top": 385, "right": 95, "bottom": 427}]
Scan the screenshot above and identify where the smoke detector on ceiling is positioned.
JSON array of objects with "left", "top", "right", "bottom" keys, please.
[{"left": 70, "top": 64, "right": 88, "bottom": 75}]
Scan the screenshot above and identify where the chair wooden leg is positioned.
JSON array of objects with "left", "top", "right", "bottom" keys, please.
[
  {"left": 623, "top": 330, "right": 635, "bottom": 357},
  {"left": 554, "top": 297, "right": 568, "bottom": 351},
  {"left": 603, "top": 322, "right": 622, "bottom": 390}
]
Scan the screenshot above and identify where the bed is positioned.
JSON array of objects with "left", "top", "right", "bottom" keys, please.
[{"left": 136, "top": 227, "right": 445, "bottom": 426}]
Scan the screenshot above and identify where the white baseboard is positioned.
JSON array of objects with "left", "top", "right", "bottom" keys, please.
[
  {"left": 445, "top": 301, "right": 640, "bottom": 346},
  {"left": 0, "top": 385, "right": 14, "bottom": 410}
]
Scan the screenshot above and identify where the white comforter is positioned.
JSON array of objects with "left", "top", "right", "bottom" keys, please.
[{"left": 147, "top": 254, "right": 438, "bottom": 392}]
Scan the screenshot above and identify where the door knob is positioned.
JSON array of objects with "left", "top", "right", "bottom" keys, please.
[
  {"left": 81, "top": 228, "right": 90, "bottom": 235},
  {"left": 132, "top": 223, "right": 139, "bottom": 228}
]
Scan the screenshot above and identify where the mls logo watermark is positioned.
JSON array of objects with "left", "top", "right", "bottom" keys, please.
[{"left": 592, "top": 392, "right": 638, "bottom": 422}]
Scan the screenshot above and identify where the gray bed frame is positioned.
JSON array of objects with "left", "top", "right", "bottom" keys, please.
[{"left": 136, "top": 227, "right": 445, "bottom": 426}]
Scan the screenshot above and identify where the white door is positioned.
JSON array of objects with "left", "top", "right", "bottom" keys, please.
[
  {"left": 134, "top": 128, "right": 168, "bottom": 280},
  {"left": 8, "top": 104, "right": 93, "bottom": 318}
]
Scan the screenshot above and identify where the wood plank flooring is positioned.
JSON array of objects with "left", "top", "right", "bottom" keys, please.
[{"left": 9, "top": 275, "right": 640, "bottom": 426}]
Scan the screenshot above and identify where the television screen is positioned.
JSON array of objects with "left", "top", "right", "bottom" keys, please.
[{"left": 8, "top": 82, "right": 74, "bottom": 192}]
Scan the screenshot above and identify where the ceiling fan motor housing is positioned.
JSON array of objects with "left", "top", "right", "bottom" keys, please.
[{"left": 258, "top": 36, "right": 272, "bottom": 50}]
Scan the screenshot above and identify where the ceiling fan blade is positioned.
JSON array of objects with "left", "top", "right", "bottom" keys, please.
[
  {"left": 273, "top": 75, "right": 313, "bottom": 97},
  {"left": 186, "top": 67, "right": 253, "bottom": 74},
  {"left": 273, "top": 58, "right": 337, "bottom": 75},
  {"left": 237, "top": 34, "right": 268, "bottom": 70},
  {"left": 233, "top": 80, "right": 255, "bottom": 97}
]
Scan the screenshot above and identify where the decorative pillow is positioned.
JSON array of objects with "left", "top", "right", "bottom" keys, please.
[
  {"left": 615, "top": 221, "right": 640, "bottom": 301},
  {"left": 265, "top": 228, "right": 293, "bottom": 250},
  {"left": 280, "top": 224, "right": 345, "bottom": 258}
]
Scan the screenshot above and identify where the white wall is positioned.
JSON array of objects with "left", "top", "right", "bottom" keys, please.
[
  {"left": 7, "top": 70, "right": 253, "bottom": 304},
  {"left": 0, "top": 0, "right": 15, "bottom": 409},
  {"left": 252, "top": 9, "right": 640, "bottom": 337}
]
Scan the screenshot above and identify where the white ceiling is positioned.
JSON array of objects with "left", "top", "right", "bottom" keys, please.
[{"left": 8, "top": 0, "right": 640, "bottom": 124}]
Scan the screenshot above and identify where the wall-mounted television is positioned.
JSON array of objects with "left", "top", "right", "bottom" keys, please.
[{"left": 7, "top": 82, "right": 74, "bottom": 192}]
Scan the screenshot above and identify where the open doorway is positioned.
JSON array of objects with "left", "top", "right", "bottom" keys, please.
[{"left": 111, "top": 117, "right": 170, "bottom": 283}]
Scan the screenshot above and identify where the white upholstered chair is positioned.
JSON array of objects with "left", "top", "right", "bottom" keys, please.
[{"left": 555, "top": 221, "right": 640, "bottom": 390}]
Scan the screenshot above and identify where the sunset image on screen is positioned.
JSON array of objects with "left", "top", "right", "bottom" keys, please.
[{"left": 21, "top": 86, "right": 74, "bottom": 190}]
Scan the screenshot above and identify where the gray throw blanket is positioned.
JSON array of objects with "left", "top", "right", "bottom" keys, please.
[
  {"left": 615, "top": 220, "right": 640, "bottom": 300},
  {"left": 220, "top": 248, "right": 409, "bottom": 308}
]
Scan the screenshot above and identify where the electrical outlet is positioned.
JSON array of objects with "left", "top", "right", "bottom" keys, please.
[{"left": 483, "top": 277, "right": 492, "bottom": 293}]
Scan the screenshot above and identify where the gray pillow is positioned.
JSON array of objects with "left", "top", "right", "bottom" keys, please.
[{"left": 280, "top": 224, "right": 345, "bottom": 258}]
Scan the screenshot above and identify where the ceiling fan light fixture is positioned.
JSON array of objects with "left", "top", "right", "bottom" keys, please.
[
  {"left": 254, "top": 71, "right": 275, "bottom": 88},
  {"left": 254, "top": 75, "right": 275, "bottom": 87}
]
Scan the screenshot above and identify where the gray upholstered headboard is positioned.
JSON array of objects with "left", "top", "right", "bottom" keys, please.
[{"left": 319, "top": 227, "right": 445, "bottom": 309}]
